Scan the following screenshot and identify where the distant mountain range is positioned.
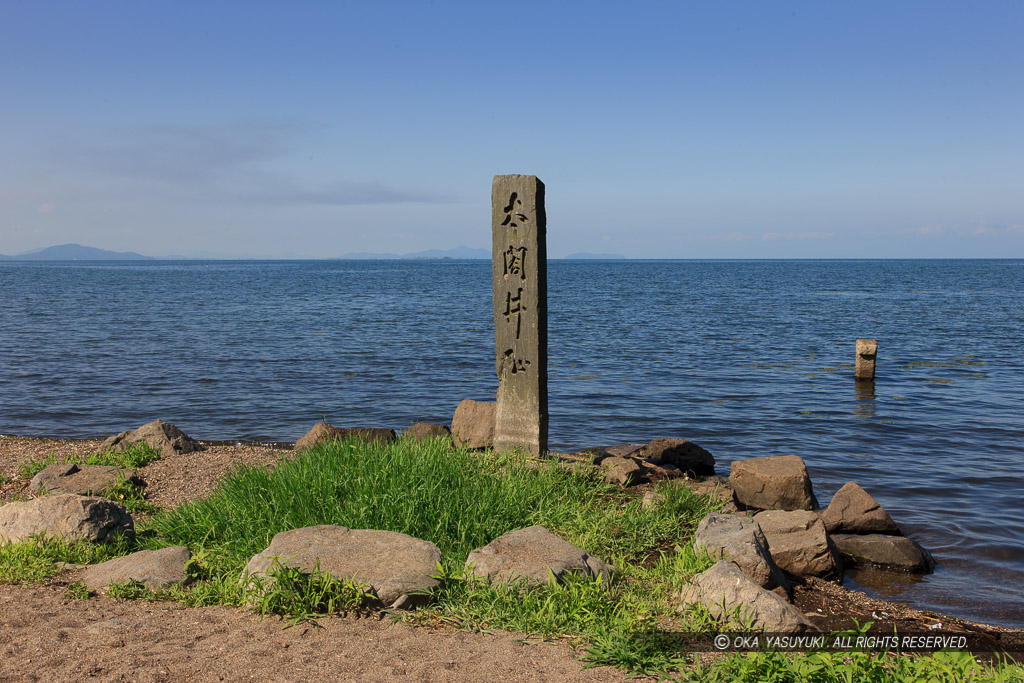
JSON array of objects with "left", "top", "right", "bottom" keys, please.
[
  {"left": 1, "top": 244, "right": 153, "bottom": 261},
  {"left": 0, "top": 244, "right": 628, "bottom": 261}
]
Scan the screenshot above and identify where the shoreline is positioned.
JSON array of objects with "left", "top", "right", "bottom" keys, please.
[{"left": 1, "top": 434, "right": 1021, "bottom": 649}]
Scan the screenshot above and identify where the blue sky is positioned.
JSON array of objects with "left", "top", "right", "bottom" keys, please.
[{"left": 1, "top": 1, "right": 1021, "bottom": 258}]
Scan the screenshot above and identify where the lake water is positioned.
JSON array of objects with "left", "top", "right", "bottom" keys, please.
[{"left": 1, "top": 258, "right": 1022, "bottom": 627}]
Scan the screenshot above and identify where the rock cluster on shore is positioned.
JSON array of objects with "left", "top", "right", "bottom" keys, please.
[{"left": 0, "top": 414, "right": 936, "bottom": 637}]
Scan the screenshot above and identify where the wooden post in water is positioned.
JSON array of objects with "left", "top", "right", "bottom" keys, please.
[
  {"left": 855, "top": 338, "right": 878, "bottom": 381},
  {"left": 491, "top": 174, "right": 548, "bottom": 456}
]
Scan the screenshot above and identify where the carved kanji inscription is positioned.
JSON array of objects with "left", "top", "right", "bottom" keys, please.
[{"left": 491, "top": 175, "right": 547, "bottom": 456}]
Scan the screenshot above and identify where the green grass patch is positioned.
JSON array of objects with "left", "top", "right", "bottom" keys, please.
[
  {"left": 85, "top": 442, "right": 161, "bottom": 469},
  {"left": 133, "top": 437, "right": 725, "bottom": 670},
  {"left": 16, "top": 452, "right": 64, "bottom": 479},
  {"left": 686, "top": 649, "right": 1024, "bottom": 682},
  {"left": 0, "top": 534, "right": 132, "bottom": 584},
  {"left": 104, "top": 473, "right": 159, "bottom": 514},
  {"left": 243, "top": 558, "right": 372, "bottom": 627}
]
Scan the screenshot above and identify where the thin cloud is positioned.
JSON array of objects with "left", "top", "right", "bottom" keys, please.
[
  {"left": 761, "top": 231, "right": 833, "bottom": 241},
  {"left": 870, "top": 223, "right": 1024, "bottom": 238},
  {"left": 36, "top": 202, "right": 56, "bottom": 213},
  {"left": 55, "top": 120, "right": 435, "bottom": 206}
]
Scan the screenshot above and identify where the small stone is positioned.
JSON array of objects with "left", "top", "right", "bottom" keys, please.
[
  {"left": 729, "top": 455, "right": 818, "bottom": 511},
  {"left": 677, "top": 560, "right": 816, "bottom": 633},
  {"left": 30, "top": 463, "right": 143, "bottom": 497},
  {"left": 600, "top": 444, "right": 646, "bottom": 459},
  {"left": 645, "top": 438, "right": 715, "bottom": 477},
  {"left": 243, "top": 525, "right": 441, "bottom": 609},
  {"left": 401, "top": 422, "right": 451, "bottom": 442},
  {"left": 693, "top": 513, "right": 791, "bottom": 593},
  {"left": 294, "top": 423, "right": 396, "bottom": 451},
  {"left": 822, "top": 482, "right": 900, "bottom": 535},
  {"left": 0, "top": 494, "right": 133, "bottom": 544},
  {"left": 451, "top": 399, "right": 496, "bottom": 449},
  {"left": 831, "top": 534, "right": 934, "bottom": 573},
  {"left": 100, "top": 419, "right": 201, "bottom": 459},
  {"left": 753, "top": 510, "right": 843, "bottom": 580},
  {"left": 80, "top": 546, "right": 192, "bottom": 591},
  {"left": 465, "top": 525, "right": 616, "bottom": 587},
  {"left": 604, "top": 459, "right": 642, "bottom": 486}
]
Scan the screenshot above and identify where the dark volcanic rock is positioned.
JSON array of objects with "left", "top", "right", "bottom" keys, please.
[{"left": 645, "top": 438, "right": 715, "bottom": 477}]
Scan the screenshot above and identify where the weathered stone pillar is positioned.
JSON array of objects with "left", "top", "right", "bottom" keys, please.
[
  {"left": 855, "top": 339, "right": 877, "bottom": 381},
  {"left": 491, "top": 174, "right": 548, "bottom": 455}
]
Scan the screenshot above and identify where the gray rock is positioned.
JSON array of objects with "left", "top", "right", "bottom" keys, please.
[
  {"left": 451, "top": 399, "right": 496, "bottom": 449},
  {"left": 465, "top": 525, "right": 616, "bottom": 587},
  {"left": 586, "top": 444, "right": 645, "bottom": 463},
  {"left": 831, "top": 534, "right": 934, "bottom": 573},
  {"left": 645, "top": 438, "right": 715, "bottom": 477},
  {"left": 643, "top": 462, "right": 683, "bottom": 478},
  {"left": 100, "top": 419, "right": 201, "bottom": 459},
  {"left": 688, "top": 476, "right": 736, "bottom": 505},
  {"left": 677, "top": 560, "right": 817, "bottom": 633},
  {"left": 822, "top": 482, "right": 900, "bottom": 535},
  {"left": 693, "top": 513, "right": 791, "bottom": 593},
  {"left": 294, "top": 422, "right": 343, "bottom": 450},
  {"left": 602, "top": 444, "right": 646, "bottom": 458},
  {"left": 0, "top": 494, "right": 133, "bottom": 543},
  {"left": 243, "top": 525, "right": 442, "bottom": 609},
  {"left": 30, "top": 463, "right": 143, "bottom": 497},
  {"left": 753, "top": 510, "right": 843, "bottom": 580},
  {"left": 603, "top": 458, "right": 642, "bottom": 486},
  {"left": 80, "top": 546, "right": 192, "bottom": 591},
  {"left": 729, "top": 455, "right": 818, "bottom": 511},
  {"left": 401, "top": 422, "right": 452, "bottom": 442},
  {"left": 294, "top": 423, "right": 397, "bottom": 451}
]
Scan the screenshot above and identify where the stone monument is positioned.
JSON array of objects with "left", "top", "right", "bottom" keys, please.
[
  {"left": 855, "top": 338, "right": 877, "bottom": 381},
  {"left": 491, "top": 174, "right": 548, "bottom": 455}
]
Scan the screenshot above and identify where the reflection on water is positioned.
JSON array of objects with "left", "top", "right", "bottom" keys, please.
[
  {"left": 845, "top": 567, "right": 927, "bottom": 599},
  {"left": 854, "top": 379, "right": 877, "bottom": 419}
]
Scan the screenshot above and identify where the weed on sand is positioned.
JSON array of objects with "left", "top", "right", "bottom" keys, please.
[{"left": 16, "top": 442, "right": 161, "bottom": 480}]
